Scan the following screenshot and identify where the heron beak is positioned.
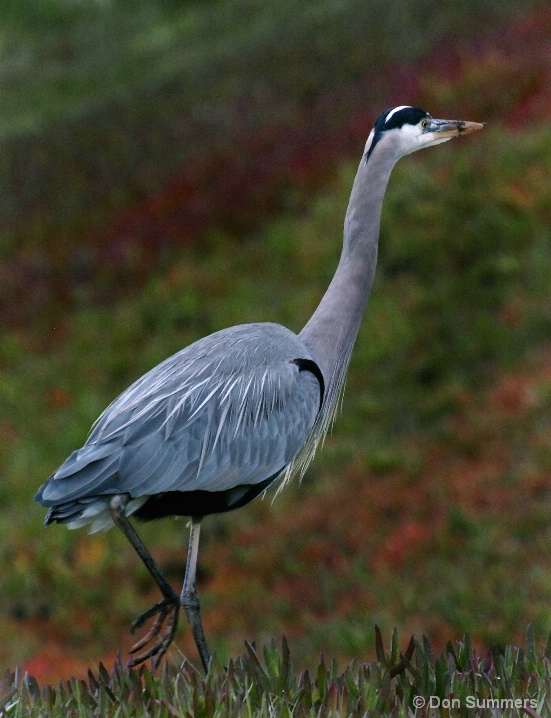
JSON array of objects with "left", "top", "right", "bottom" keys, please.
[{"left": 425, "top": 118, "right": 486, "bottom": 139}]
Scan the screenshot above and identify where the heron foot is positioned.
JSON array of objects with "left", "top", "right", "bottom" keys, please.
[
  {"left": 181, "top": 589, "right": 210, "bottom": 672},
  {"left": 128, "top": 595, "right": 180, "bottom": 669}
]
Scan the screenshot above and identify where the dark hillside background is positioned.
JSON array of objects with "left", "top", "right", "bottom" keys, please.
[
  {"left": 1, "top": 0, "right": 551, "bottom": 682},
  {"left": 3, "top": 0, "right": 548, "bottom": 327}
]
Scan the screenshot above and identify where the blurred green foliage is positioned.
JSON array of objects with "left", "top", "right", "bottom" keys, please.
[
  {"left": 2, "top": 119, "right": 551, "bottom": 671},
  {"left": 0, "top": 0, "right": 536, "bottom": 137},
  {"left": 0, "top": 0, "right": 544, "bottom": 326},
  {"left": 1, "top": 0, "right": 551, "bottom": 684}
]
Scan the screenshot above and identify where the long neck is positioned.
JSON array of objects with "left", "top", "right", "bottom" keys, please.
[
  {"left": 281, "top": 143, "right": 400, "bottom": 484},
  {"left": 299, "top": 146, "right": 398, "bottom": 386}
]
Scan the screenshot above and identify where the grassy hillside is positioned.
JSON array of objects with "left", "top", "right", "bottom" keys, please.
[
  {"left": 2, "top": 0, "right": 548, "bottom": 328},
  {"left": 2, "top": 0, "right": 551, "bottom": 692},
  {"left": 2, "top": 118, "right": 551, "bottom": 680},
  {"left": 3, "top": 630, "right": 551, "bottom": 717},
  {"left": 0, "top": 0, "right": 533, "bottom": 137}
]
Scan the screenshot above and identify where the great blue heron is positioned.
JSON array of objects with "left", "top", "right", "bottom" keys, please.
[{"left": 36, "top": 106, "right": 484, "bottom": 671}]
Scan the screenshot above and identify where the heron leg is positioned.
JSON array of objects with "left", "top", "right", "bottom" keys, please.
[
  {"left": 180, "top": 518, "right": 210, "bottom": 672},
  {"left": 110, "top": 495, "right": 179, "bottom": 668}
]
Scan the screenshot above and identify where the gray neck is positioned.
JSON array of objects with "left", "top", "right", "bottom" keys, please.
[
  {"left": 283, "top": 143, "right": 400, "bottom": 481},
  {"left": 299, "top": 145, "right": 398, "bottom": 388}
]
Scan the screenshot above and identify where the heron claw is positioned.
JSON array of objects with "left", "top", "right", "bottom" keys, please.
[{"left": 127, "top": 596, "right": 180, "bottom": 668}]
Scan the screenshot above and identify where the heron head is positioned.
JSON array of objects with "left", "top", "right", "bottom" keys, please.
[{"left": 364, "top": 105, "right": 485, "bottom": 164}]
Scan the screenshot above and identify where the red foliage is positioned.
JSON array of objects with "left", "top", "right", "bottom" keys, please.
[
  {"left": 98, "top": 6, "right": 551, "bottom": 269},
  {"left": 16, "top": 8, "right": 551, "bottom": 679},
  {"left": 373, "top": 520, "right": 428, "bottom": 568},
  {"left": 46, "top": 386, "right": 72, "bottom": 409},
  {"left": 6, "top": 7, "right": 551, "bottom": 327},
  {"left": 19, "top": 345, "right": 551, "bottom": 680}
]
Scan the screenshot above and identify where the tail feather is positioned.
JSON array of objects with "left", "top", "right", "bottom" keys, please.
[
  {"left": 36, "top": 441, "right": 120, "bottom": 506},
  {"left": 44, "top": 495, "right": 147, "bottom": 532}
]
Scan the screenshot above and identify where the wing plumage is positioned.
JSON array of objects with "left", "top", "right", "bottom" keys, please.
[{"left": 36, "top": 323, "right": 323, "bottom": 530}]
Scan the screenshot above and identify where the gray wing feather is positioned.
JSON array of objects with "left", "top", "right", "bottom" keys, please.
[{"left": 38, "top": 323, "right": 321, "bottom": 506}]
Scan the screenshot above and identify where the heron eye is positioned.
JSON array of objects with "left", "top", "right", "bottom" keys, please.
[{"left": 421, "top": 119, "right": 428, "bottom": 129}]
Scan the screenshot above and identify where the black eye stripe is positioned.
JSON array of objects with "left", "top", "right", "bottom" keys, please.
[
  {"left": 364, "top": 106, "right": 430, "bottom": 164},
  {"left": 381, "top": 106, "right": 429, "bottom": 130}
]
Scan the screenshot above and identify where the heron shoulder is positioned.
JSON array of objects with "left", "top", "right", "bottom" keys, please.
[{"left": 90, "top": 322, "right": 318, "bottom": 438}]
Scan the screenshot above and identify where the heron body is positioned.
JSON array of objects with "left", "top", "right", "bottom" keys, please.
[
  {"left": 36, "top": 106, "right": 484, "bottom": 670},
  {"left": 39, "top": 323, "right": 323, "bottom": 531}
]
